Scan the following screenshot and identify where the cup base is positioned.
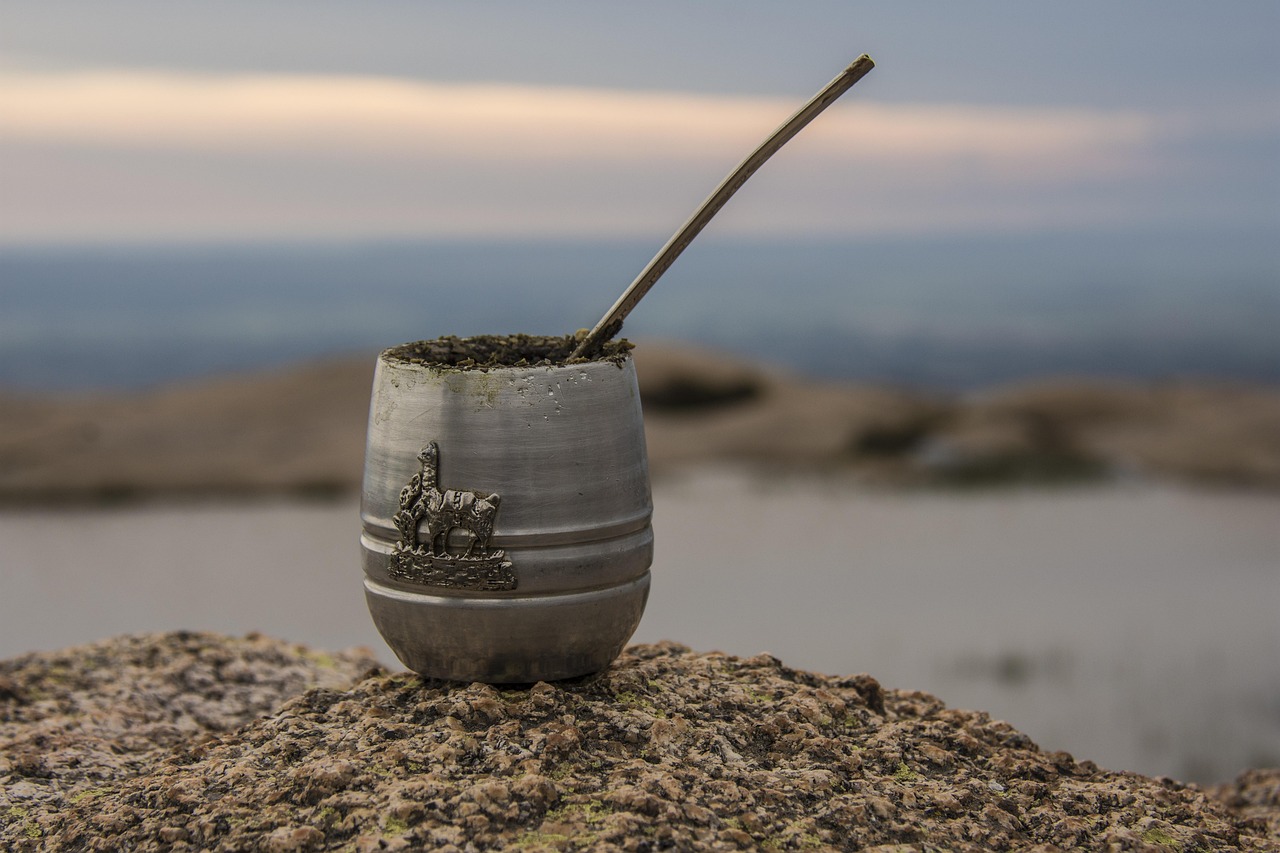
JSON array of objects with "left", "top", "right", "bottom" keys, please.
[{"left": 365, "top": 574, "right": 650, "bottom": 683}]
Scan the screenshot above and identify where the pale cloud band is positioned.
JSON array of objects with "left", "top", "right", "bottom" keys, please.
[{"left": 0, "top": 68, "right": 1240, "bottom": 244}]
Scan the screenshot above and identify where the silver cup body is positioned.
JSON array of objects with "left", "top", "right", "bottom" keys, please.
[{"left": 361, "top": 344, "right": 652, "bottom": 682}]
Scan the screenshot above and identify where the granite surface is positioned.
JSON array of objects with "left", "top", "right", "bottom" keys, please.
[{"left": 1, "top": 633, "right": 1276, "bottom": 851}]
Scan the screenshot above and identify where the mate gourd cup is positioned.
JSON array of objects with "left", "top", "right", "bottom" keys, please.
[
  {"left": 359, "top": 56, "right": 875, "bottom": 682},
  {"left": 360, "top": 335, "right": 652, "bottom": 682}
]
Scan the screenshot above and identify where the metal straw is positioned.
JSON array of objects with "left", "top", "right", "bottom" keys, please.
[{"left": 570, "top": 54, "right": 875, "bottom": 360}]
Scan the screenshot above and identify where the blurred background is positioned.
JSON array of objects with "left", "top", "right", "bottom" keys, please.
[
  {"left": 3, "top": 1, "right": 1278, "bottom": 388},
  {"left": 1, "top": 1, "right": 1278, "bottom": 785}
]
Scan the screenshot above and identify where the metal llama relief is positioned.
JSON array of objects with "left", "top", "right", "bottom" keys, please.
[{"left": 389, "top": 442, "right": 515, "bottom": 591}]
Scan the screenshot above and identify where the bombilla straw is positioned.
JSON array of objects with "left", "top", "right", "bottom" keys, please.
[{"left": 570, "top": 54, "right": 875, "bottom": 360}]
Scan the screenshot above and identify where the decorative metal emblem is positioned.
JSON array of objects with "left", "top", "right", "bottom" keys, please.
[{"left": 389, "top": 442, "right": 515, "bottom": 590}]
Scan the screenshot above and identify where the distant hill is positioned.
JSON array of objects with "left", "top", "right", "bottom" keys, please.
[{"left": 1, "top": 341, "right": 1278, "bottom": 505}]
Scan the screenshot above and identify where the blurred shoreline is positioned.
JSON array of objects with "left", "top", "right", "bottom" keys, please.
[{"left": 2, "top": 340, "right": 1278, "bottom": 507}]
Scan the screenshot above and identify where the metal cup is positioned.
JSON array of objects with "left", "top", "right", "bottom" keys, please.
[{"left": 360, "top": 336, "right": 652, "bottom": 682}]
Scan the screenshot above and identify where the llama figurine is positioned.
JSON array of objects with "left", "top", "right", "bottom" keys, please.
[{"left": 390, "top": 442, "right": 514, "bottom": 590}]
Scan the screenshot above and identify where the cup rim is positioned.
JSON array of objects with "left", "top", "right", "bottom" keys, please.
[{"left": 380, "top": 334, "right": 634, "bottom": 373}]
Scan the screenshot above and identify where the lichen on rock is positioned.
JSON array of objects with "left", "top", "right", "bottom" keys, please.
[
  {"left": 0, "top": 632, "right": 379, "bottom": 850},
  {"left": 1, "top": 634, "right": 1276, "bottom": 851}
]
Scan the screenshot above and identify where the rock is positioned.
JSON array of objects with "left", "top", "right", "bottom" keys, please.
[
  {"left": 633, "top": 341, "right": 768, "bottom": 413},
  {"left": 1213, "top": 769, "right": 1280, "bottom": 840},
  {"left": 0, "top": 631, "right": 379, "bottom": 849},
  {"left": 0, "top": 357, "right": 375, "bottom": 504},
  {"left": 0, "top": 634, "right": 1275, "bottom": 851},
  {"left": 937, "top": 380, "right": 1280, "bottom": 488},
  {"left": 2, "top": 345, "right": 1280, "bottom": 503}
]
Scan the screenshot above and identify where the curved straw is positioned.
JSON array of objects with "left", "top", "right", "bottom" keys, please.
[{"left": 570, "top": 54, "right": 875, "bottom": 360}]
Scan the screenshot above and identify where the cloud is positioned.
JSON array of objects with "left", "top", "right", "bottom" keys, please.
[{"left": 0, "top": 68, "right": 1231, "bottom": 243}]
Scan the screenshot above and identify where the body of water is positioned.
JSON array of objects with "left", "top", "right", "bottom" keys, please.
[
  {"left": 2, "top": 474, "right": 1277, "bottom": 786},
  {"left": 2, "top": 228, "right": 1277, "bottom": 392}
]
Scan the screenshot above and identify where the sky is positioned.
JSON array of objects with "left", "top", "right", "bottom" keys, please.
[{"left": 2, "top": 1, "right": 1276, "bottom": 246}]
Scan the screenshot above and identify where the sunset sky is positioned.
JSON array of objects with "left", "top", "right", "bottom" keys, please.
[{"left": 2, "top": 1, "right": 1276, "bottom": 246}]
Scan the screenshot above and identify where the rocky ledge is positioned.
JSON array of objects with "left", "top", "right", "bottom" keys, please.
[
  {"left": 1, "top": 633, "right": 1276, "bottom": 851},
  {"left": 3, "top": 343, "right": 1279, "bottom": 505}
]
